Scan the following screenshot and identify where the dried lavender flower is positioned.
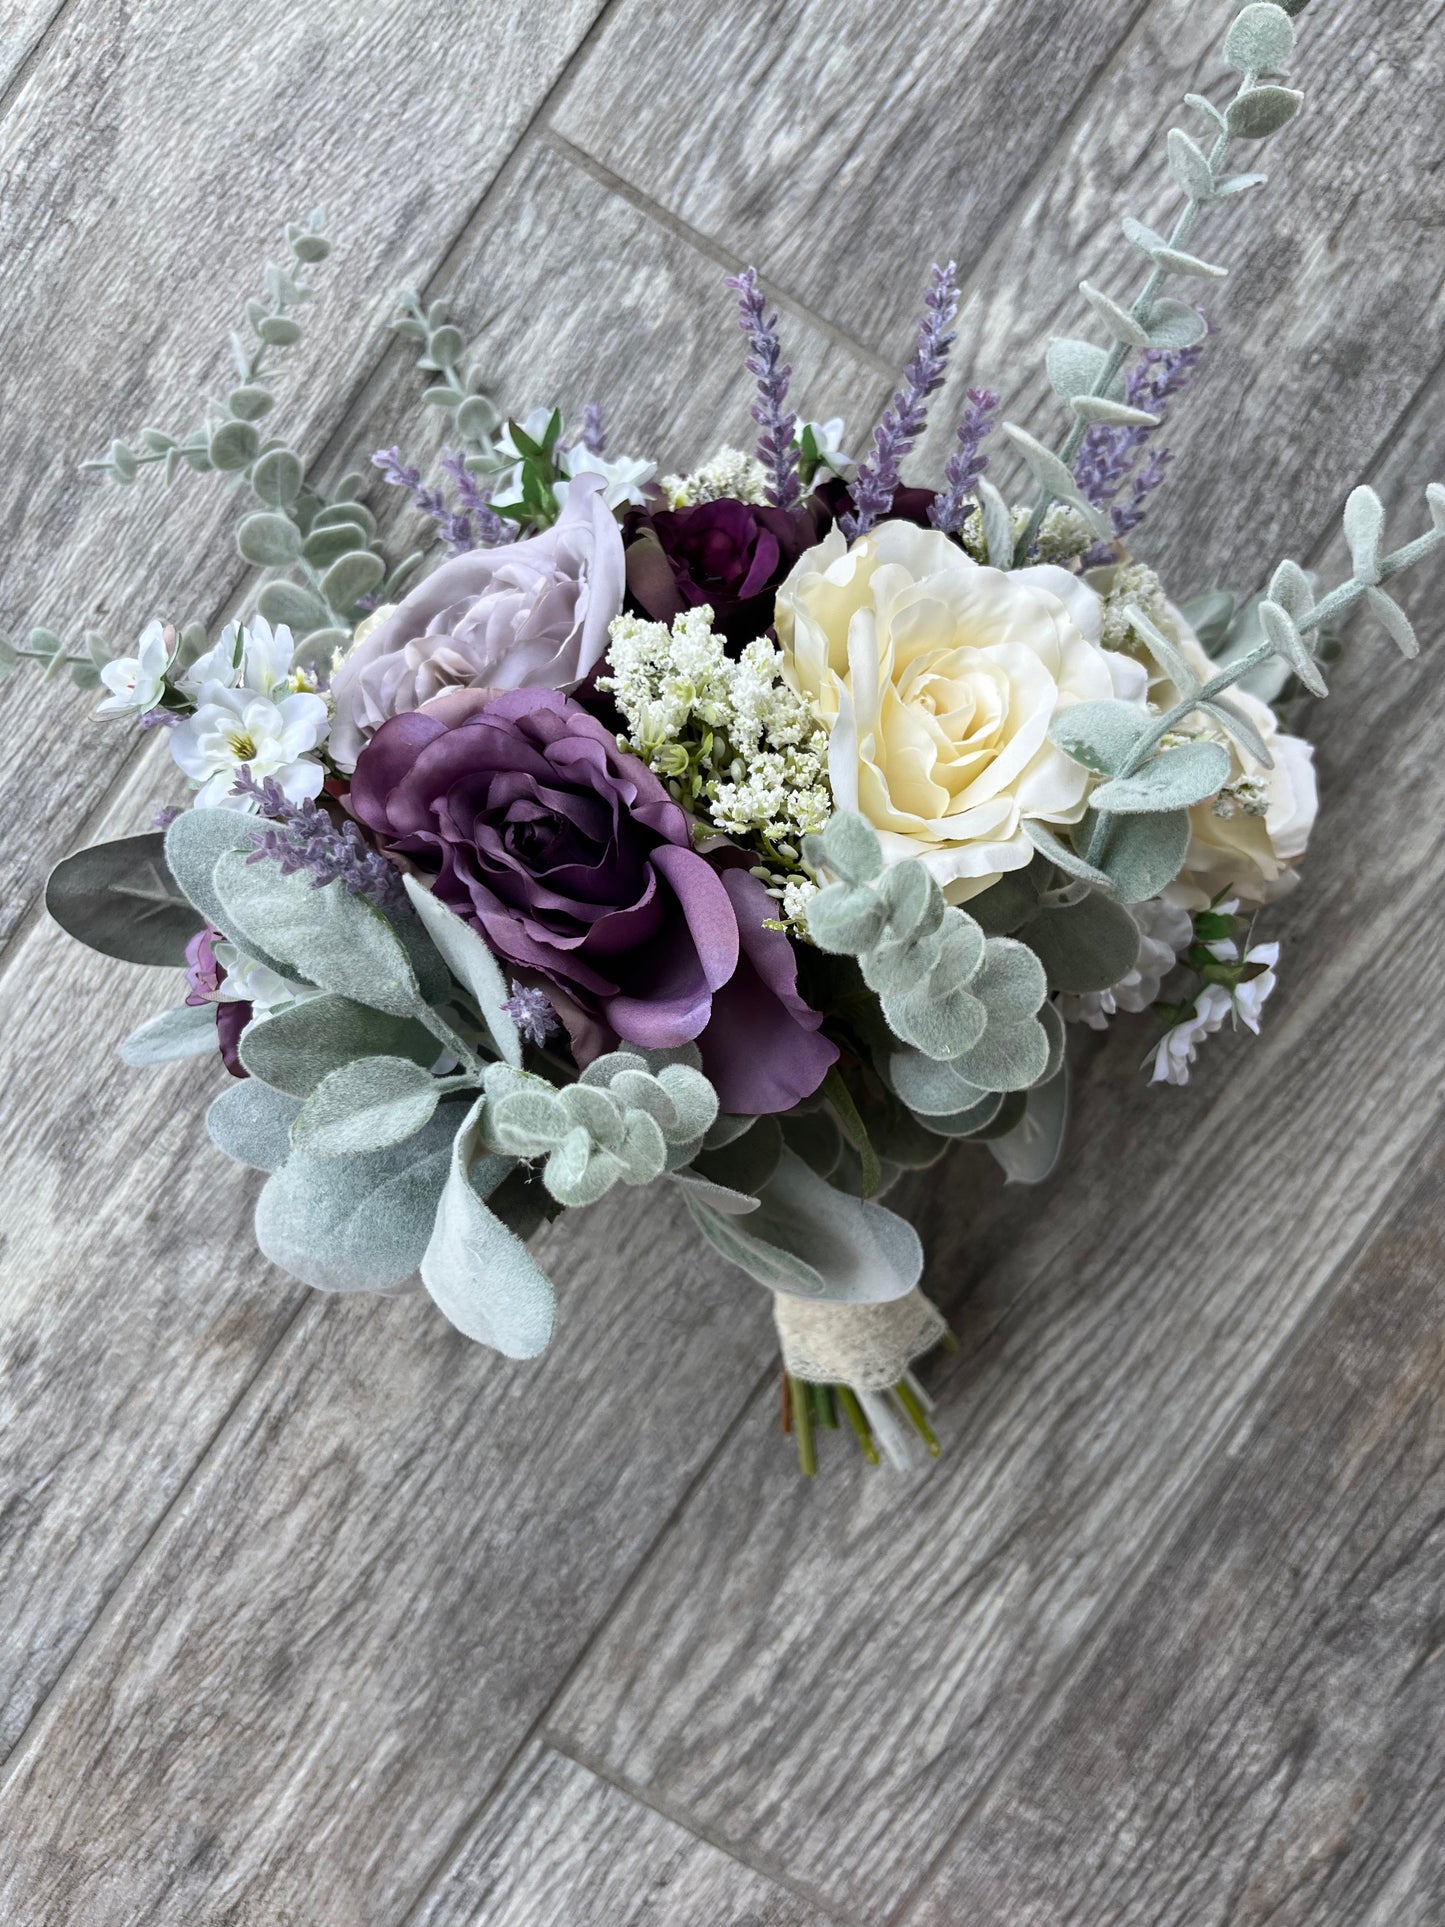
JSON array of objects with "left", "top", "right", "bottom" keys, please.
[
  {"left": 580, "top": 403, "right": 605, "bottom": 457},
  {"left": 231, "top": 770, "right": 405, "bottom": 910},
  {"left": 1074, "top": 339, "right": 1205, "bottom": 561},
  {"left": 930, "top": 386, "right": 1000, "bottom": 536},
  {"left": 502, "top": 982, "right": 560, "bottom": 1047},
  {"left": 438, "top": 447, "right": 510, "bottom": 547},
  {"left": 724, "top": 268, "right": 801, "bottom": 511},
  {"left": 843, "top": 262, "right": 959, "bottom": 541}
]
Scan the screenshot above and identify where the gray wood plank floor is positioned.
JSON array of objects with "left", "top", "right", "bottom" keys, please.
[{"left": 0, "top": 2, "right": 1440, "bottom": 1922}]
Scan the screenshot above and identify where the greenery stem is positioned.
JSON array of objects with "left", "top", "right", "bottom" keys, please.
[
  {"left": 790, "top": 1375, "right": 817, "bottom": 1477},
  {"left": 836, "top": 1385, "right": 880, "bottom": 1466}
]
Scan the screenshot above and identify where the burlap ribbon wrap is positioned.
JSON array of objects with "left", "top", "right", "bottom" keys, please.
[{"left": 771, "top": 1287, "right": 947, "bottom": 1392}]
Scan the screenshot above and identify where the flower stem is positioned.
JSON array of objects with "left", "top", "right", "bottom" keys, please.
[
  {"left": 789, "top": 1375, "right": 817, "bottom": 1477},
  {"left": 895, "top": 1378, "right": 942, "bottom": 1457},
  {"left": 836, "top": 1385, "right": 881, "bottom": 1466}
]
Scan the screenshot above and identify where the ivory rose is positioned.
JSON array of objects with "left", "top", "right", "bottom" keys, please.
[{"left": 774, "top": 521, "right": 1147, "bottom": 901}]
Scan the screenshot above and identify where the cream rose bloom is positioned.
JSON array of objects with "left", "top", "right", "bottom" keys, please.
[
  {"left": 774, "top": 521, "right": 1148, "bottom": 902},
  {"left": 1161, "top": 614, "right": 1318, "bottom": 907}
]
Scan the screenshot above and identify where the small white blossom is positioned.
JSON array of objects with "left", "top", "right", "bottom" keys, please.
[
  {"left": 178, "top": 616, "right": 301, "bottom": 700},
  {"left": 95, "top": 619, "right": 171, "bottom": 718},
  {"left": 799, "top": 417, "right": 852, "bottom": 480},
  {"left": 1150, "top": 984, "right": 1232, "bottom": 1086},
  {"left": 211, "top": 941, "right": 313, "bottom": 1012},
  {"left": 1231, "top": 940, "right": 1280, "bottom": 1034},
  {"left": 659, "top": 446, "right": 769, "bottom": 508},
  {"left": 170, "top": 685, "right": 330, "bottom": 810},
  {"left": 490, "top": 407, "right": 656, "bottom": 515}
]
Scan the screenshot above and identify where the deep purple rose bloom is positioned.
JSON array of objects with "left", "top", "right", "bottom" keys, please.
[
  {"left": 184, "top": 925, "right": 250, "bottom": 1079},
  {"left": 809, "top": 477, "right": 941, "bottom": 536},
  {"left": 624, "top": 498, "right": 818, "bottom": 648},
  {"left": 349, "top": 687, "right": 837, "bottom": 1115}
]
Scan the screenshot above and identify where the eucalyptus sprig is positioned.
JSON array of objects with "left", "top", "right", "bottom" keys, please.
[
  {"left": 0, "top": 625, "right": 111, "bottom": 691},
  {"left": 1008, "top": 2, "right": 1312, "bottom": 555},
  {"left": 389, "top": 287, "right": 502, "bottom": 454}
]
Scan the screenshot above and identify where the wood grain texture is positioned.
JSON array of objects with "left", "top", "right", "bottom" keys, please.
[
  {"left": 907, "top": 1139, "right": 1445, "bottom": 1927},
  {"left": 0, "top": 0, "right": 607, "bottom": 941},
  {"left": 415, "top": 1744, "right": 844, "bottom": 1927},
  {"left": 0, "top": 140, "right": 883, "bottom": 1924},
  {"left": 543, "top": 375, "right": 1445, "bottom": 1918},
  {"left": 553, "top": 0, "right": 1151, "bottom": 362},
  {"left": 0, "top": 0, "right": 66, "bottom": 100}
]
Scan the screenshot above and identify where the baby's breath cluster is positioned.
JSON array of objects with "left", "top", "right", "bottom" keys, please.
[
  {"left": 659, "top": 446, "right": 770, "bottom": 508},
  {"left": 600, "top": 605, "right": 832, "bottom": 922}
]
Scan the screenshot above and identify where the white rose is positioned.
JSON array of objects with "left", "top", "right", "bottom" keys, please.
[
  {"left": 1149, "top": 612, "right": 1319, "bottom": 908},
  {"left": 774, "top": 521, "right": 1147, "bottom": 902}
]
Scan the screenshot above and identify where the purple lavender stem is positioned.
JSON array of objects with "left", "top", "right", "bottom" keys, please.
[
  {"left": 372, "top": 444, "right": 508, "bottom": 554},
  {"left": 723, "top": 268, "right": 801, "bottom": 511},
  {"left": 842, "top": 262, "right": 960, "bottom": 541},
  {"left": 439, "top": 448, "right": 510, "bottom": 547},
  {"left": 231, "top": 771, "right": 406, "bottom": 911},
  {"left": 929, "top": 386, "right": 1000, "bottom": 536},
  {"left": 1073, "top": 337, "right": 1205, "bottom": 559}
]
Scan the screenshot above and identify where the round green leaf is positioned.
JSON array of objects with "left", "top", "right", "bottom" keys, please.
[
  {"left": 237, "top": 511, "right": 304, "bottom": 568},
  {"left": 1226, "top": 84, "right": 1303, "bottom": 141},
  {"left": 252, "top": 448, "right": 304, "bottom": 507},
  {"left": 208, "top": 419, "right": 260, "bottom": 471},
  {"left": 321, "top": 550, "right": 387, "bottom": 612}
]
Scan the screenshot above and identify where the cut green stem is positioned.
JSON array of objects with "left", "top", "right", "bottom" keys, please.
[
  {"left": 836, "top": 1385, "right": 881, "bottom": 1467},
  {"left": 789, "top": 1374, "right": 817, "bottom": 1477},
  {"left": 895, "top": 1378, "right": 942, "bottom": 1458}
]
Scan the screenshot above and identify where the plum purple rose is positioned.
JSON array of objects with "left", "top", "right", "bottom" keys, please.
[
  {"left": 623, "top": 497, "right": 817, "bottom": 648},
  {"left": 348, "top": 687, "right": 837, "bottom": 1114}
]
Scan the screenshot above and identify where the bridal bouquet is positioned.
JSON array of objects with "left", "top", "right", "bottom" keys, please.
[{"left": 17, "top": 1, "right": 1441, "bottom": 1472}]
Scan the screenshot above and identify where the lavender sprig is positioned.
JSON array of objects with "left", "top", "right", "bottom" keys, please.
[
  {"left": 438, "top": 448, "right": 510, "bottom": 547},
  {"left": 232, "top": 771, "right": 406, "bottom": 911},
  {"left": 930, "top": 386, "right": 1000, "bottom": 536},
  {"left": 843, "top": 262, "right": 960, "bottom": 541},
  {"left": 372, "top": 445, "right": 473, "bottom": 554},
  {"left": 724, "top": 269, "right": 801, "bottom": 511},
  {"left": 1074, "top": 339, "right": 1205, "bottom": 559},
  {"left": 579, "top": 403, "right": 606, "bottom": 457}
]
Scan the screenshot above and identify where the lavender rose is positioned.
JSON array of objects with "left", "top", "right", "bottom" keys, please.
[
  {"left": 329, "top": 471, "right": 625, "bottom": 770},
  {"left": 348, "top": 687, "right": 837, "bottom": 1115},
  {"left": 624, "top": 497, "right": 818, "bottom": 648}
]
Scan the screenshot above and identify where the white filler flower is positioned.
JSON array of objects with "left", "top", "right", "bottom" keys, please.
[
  {"left": 178, "top": 616, "right": 300, "bottom": 700},
  {"left": 95, "top": 619, "right": 171, "bottom": 718},
  {"left": 170, "top": 685, "right": 330, "bottom": 809}
]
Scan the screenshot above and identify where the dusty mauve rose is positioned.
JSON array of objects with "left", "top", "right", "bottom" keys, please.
[
  {"left": 624, "top": 497, "right": 817, "bottom": 648},
  {"left": 329, "top": 472, "right": 625, "bottom": 770},
  {"left": 348, "top": 687, "right": 837, "bottom": 1115}
]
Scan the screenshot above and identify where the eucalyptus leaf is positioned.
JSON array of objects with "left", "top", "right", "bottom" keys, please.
[
  {"left": 1198, "top": 696, "right": 1274, "bottom": 768},
  {"left": 1046, "top": 337, "right": 1108, "bottom": 402},
  {"left": 1023, "top": 820, "right": 1116, "bottom": 895},
  {"left": 666, "top": 1171, "right": 762, "bottom": 1216},
  {"left": 1089, "top": 807, "right": 1192, "bottom": 903},
  {"left": 312, "top": 501, "right": 377, "bottom": 538},
  {"left": 1226, "top": 84, "right": 1303, "bottom": 141},
  {"left": 1002, "top": 424, "right": 1113, "bottom": 538},
  {"left": 301, "top": 523, "right": 367, "bottom": 568},
  {"left": 207, "top": 1079, "right": 301, "bottom": 1172},
  {"left": 1224, "top": 2, "right": 1296, "bottom": 73},
  {"left": 976, "top": 476, "right": 1016, "bottom": 569},
  {"left": 1048, "top": 700, "right": 1151, "bottom": 776},
  {"left": 1019, "top": 892, "right": 1141, "bottom": 995},
  {"left": 1089, "top": 741, "right": 1231, "bottom": 814},
  {"left": 1167, "top": 127, "right": 1215, "bottom": 202},
  {"left": 291, "top": 1055, "right": 443, "bottom": 1157},
  {"left": 237, "top": 511, "right": 304, "bottom": 567},
  {"left": 1365, "top": 587, "right": 1419, "bottom": 659},
  {"left": 888, "top": 1049, "right": 989, "bottom": 1118},
  {"left": 119, "top": 1001, "right": 220, "bottom": 1065},
  {"left": 251, "top": 448, "right": 304, "bottom": 507},
  {"left": 1259, "top": 598, "right": 1327, "bottom": 697},
  {"left": 208, "top": 419, "right": 260, "bottom": 471},
  {"left": 420, "top": 1097, "right": 554, "bottom": 1355},
  {"left": 947, "top": 1012, "right": 1051, "bottom": 1095},
  {"left": 46, "top": 832, "right": 203, "bottom": 966},
  {"left": 402, "top": 874, "right": 521, "bottom": 1065},
  {"left": 1342, "top": 485, "right": 1385, "bottom": 586},
  {"left": 988, "top": 1059, "right": 1070, "bottom": 1186},
  {"left": 1078, "top": 280, "right": 1149, "bottom": 350},
  {"left": 256, "top": 580, "right": 330, "bottom": 637},
  {"left": 1071, "top": 396, "right": 1161, "bottom": 429},
  {"left": 1146, "top": 298, "right": 1209, "bottom": 350},
  {"left": 320, "top": 550, "right": 387, "bottom": 610}
]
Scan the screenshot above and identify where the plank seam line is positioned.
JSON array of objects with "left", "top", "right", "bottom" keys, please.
[
  {"left": 0, "top": 1293, "right": 319, "bottom": 1796},
  {"left": 548, "top": 0, "right": 1158, "bottom": 370},
  {"left": 388, "top": 1368, "right": 780, "bottom": 1927},
  {"left": 537, "top": 128, "right": 898, "bottom": 381},
  {"left": 0, "top": 0, "right": 74, "bottom": 124},
  {"left": 884, "top": 1087, "right": 1445, "bottom": 1927},
  {"left": 540, "top": 1734, "right": 864, "bottom": 1927}
]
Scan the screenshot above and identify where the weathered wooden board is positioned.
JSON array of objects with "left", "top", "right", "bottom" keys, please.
[
  {"left": 0, "top": 140, "right": 883, "bottom": 1922},
  {"left": 0, "top": 0, "right": 608, "bottom": 942},
  {"left": 0, "top": 1, "right": 66, "bottom": 99},
  {"left": 542, "top": 378, "right": 1445, "bottom": 1917},
  {"left": 906, "top": 1138, "right": 1445, "bottom": 1927},
  {"left": 414, "top": 1743, "right": 846, "bottom": 1927},
  {"left": 554, "top": 0, "right": 1153, "bottom": 361}
]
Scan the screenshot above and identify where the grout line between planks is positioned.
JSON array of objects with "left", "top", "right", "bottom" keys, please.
[
  {"left": 883, "top": 1088, "right": 1445, "bottom": 1927},
  {"left": 0, "top": 0, "right": 75, "bottom": 123},
  {"left": 387, "top": 1367, "right": 781, "bottom": 1927}
]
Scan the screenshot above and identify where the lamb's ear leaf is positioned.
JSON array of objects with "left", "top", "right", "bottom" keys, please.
[
  {"left": 1019, "top": 892, "right": 1141, "bottom": 994},
  {"left": 254, "top": 1103, "right": 463, "bottom": 1293},
  {"left": 238, "top": 994, "right": 439, "bottom": 1097},
  {"left": 1048, "top": 701, "right": 1152, "bottom": 777},
  {"left": 1089, "top": 808, "right": 1192, "bottom": 904},
  {"left": 212, "top": 850, "right": 424, "bottom": 1019},
  {"left": 46, "top": 832, "right": 204, "bottom": 966},
  {"left": 666, "top": 1170, "right": 763, "bottom": 1216},
  {"left": 165, "top": 809, "right": 297, "bottom": 979},
  {"left": 1023, "top": 820, "right": 1117, "bottom": 895},
  {"left": 420, "top": 1096, "right": 554, "bottom": 1355},
  {"left": 207, "top": 1079, "right": 301, "bottom": 1171},
  {"left": 403, "top": 873, "right": 521, "bottom": 1065},
  {"left": 290, "top": 1056, "right": 442, "bottom": 1158},
  {"left": 119, "top": 1002, "right": 220, "bottom": 1065},
  {"left": 988, "top": 1059, "right": 1070, "bottom": 1185},
  {"left": 684, "top": 1147, "right": 923, "bottom": 1305},
  {"left": 888, "top": 1049, "right": 990, "bottom": 1118},
  {"left": 689, "top": 1115, "right": 784, "bottom": 1197}
]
